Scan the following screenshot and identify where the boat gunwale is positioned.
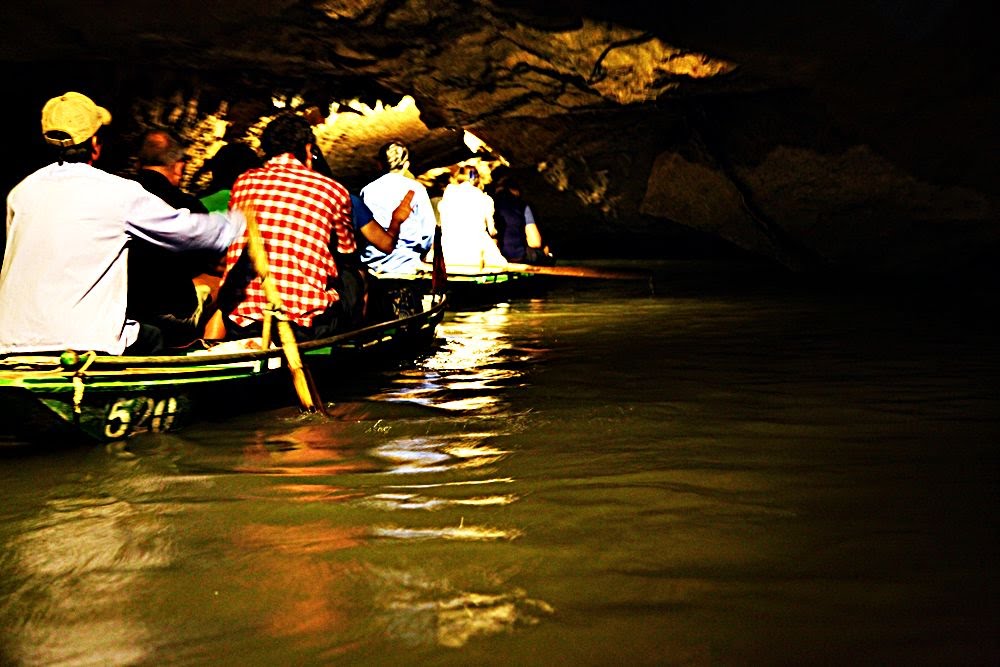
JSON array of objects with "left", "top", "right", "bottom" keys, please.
[{"left": 0, "top": 295, "right": 447, "bottom": 371}]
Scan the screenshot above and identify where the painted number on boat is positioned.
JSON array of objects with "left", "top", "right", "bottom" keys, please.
[{"left": 104, "top": 396, "right": 180, "bottom": 439}]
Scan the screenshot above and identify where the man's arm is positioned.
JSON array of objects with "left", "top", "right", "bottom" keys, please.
[
  {"left": 359, "top": 190, "right": 414, "bottom": 254},
  {"left": 524, "top": 204, "right": 544, "bottom": 249},
  {"left": 124, "top": 184, "right": 244, "bottom": 255}
]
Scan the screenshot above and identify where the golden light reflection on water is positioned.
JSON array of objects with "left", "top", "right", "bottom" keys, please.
[
  {"left": 371, "top": 433, "right": 509, "bottom": 474},
  {"left": 366, "top": 492, "right": 519, "bottom": 511},
  {"left": 231, "top": 521, "right": 365, "bottom": 643},
  {"left": 355, "top": 302, "right": 552, "bottom": 646},
  {"left": 356, "top": 303, "right": 556, "bottom": 649},
  {"left": 373, "top": 305, "right": 527, "bottom": 413},
  {"left": 155, "top": 301, "right": 549, "bottom": 651},
  {"left": 426, "top": 306, "right": 516, "bottom": 373},
  {"left": 370, "top": 568, "right": 555, "bottom": 649},
  {"left": 370, "top": 522, "right": 523, "bottom": 541},
  {"left": 233, "top": 423, "right": 377, "bottom": 483},
  {"left": 2, "top": 487, "right": 168, "bottom": 665}
]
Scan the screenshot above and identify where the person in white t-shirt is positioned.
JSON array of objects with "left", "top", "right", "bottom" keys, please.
[{"left": 437, "top": 166, "right": 508, "bottom": 270}]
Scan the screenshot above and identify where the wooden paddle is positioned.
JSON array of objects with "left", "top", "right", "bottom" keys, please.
[
  {"left": 242, "top": 207, "right": 321, "bottom": 413},
  {"left": 506, "top": 263, "right": 648, "bottom": 280},
  {"left": 446, "top": 262, "right": 649, "bottom": 281}
]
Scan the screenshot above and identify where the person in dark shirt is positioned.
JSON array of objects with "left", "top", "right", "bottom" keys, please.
[
  {"left": 492, "top": 170, "right": 554, "bottom": 265},
  {"left": 128, "top": 129, "right": 221, "bottom": 348}
]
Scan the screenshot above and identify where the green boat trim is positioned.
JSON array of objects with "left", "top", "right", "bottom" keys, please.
[{"left": 0, "top": 294, "right": 447, "bottom": 444}]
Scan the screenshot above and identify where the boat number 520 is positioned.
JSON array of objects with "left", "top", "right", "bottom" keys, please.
[{"left": 104, "top": 397, "right": 179, "bottom": 439}]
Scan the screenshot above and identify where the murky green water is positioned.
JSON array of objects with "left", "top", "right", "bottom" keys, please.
[{"left": 1, "top": 261, "right": 997, "bottom": 665}]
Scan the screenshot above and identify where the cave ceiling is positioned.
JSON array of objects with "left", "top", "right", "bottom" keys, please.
[
  {"left": 3, "top": 1, "right": 995, "bottom": 272},
  {"left": 6, "top": 1, "right": 751, "bottom": 121}
]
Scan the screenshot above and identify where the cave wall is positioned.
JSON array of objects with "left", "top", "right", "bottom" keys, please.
[{"left": 2, "top": 1, "right": 995, "bottom": 274}]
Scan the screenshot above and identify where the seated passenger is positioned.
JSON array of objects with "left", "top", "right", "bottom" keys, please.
[
  {"left": 128, "top": 129, "right": 222, "bottom": 348},
  {"left": 198, "top": 142, "right": 261, "bottom": 213},
  {"left": 349, "top": 191, "right": 418, "bottom": 322},
  {"left": 437, "top": 166, "right": 508, "bottom": 269},
  {"left": 359, "top": 141, "right": 436, "bottom": 274},
  {"left": 492, "top": 171, "right": 555, "bottom": 265},
  {"left": 216, "top": 112, "right": 360, "bottom": 341},
  {"left": 0, "top": 92, "right": 243, "bottom": 357}
]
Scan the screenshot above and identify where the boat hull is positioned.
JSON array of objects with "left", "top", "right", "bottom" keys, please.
[
  {"left": 377, "top": 270, "right": 546, "bottom": 307},
  {"left": 0, "top": 296, "right": 446, "bottom": 443}
]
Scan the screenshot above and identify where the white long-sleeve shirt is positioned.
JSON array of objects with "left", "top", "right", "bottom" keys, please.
[{"left": 0, "top": 162, "right": 243, "bottom": 355}]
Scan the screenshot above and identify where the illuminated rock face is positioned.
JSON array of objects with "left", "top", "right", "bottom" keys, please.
[{"left": 2, "top": 1, "right": 995, "bottom": 273}]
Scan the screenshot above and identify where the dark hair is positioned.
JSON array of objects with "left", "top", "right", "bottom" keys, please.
[
  {"left": 260, "top": 112, "right": 315, "bottom": 162},
  {"left": 46, "top": 132, "right": 92, "bottom": 164},
  {"left": 309, "top": 144, "right": 334, "bottom": 178},
  {"left": 376, "top": 140, "right": 410, "bottom": 172},
  {"left": 205, "top": 143, "right": 261, "bottom": 191},
  {"left": 138, "top": 129, "right": 187, "bottom": 167},
  {"left": 500, "top": 176, "right": 521, "bottom": 192}
]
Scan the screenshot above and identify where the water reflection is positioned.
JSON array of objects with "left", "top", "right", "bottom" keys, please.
[
  {"left": 0, "top": 453, "right": 174, "bottom": 665},
  {"left": 366, "top": 492, "right": 518, "bottom": 511},
  {"left": 370, "top": 567, "right": 554, "bottom": 649},
  {"left": 229, "top": 521, "right": 364, "bottom": 644},
  {"left": 371, "top": 435, "right": 509, "bottom": 474},
  {"left": 350, "top": 305, "right": 553, "bottom": 647},
  {"left": 0, "top": 302, "right": 559, "bottom": 661},
  {"left": 372, "top": 303, "right": 546, "bottom": 413},
  {"left": 198, "top": 303, "right": 550, "bottom": 651}
]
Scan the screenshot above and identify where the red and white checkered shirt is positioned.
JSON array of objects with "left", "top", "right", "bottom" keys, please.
[{"left": 222, "top": 153, "right": 356, "bottom": 328}]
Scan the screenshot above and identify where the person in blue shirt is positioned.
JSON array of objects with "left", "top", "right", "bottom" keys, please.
[{"left": 350, "top": 191, "right": 413, "bottom": 255}]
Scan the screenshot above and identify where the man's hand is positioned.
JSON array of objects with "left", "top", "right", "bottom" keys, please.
[{"left": 391, "top": 190, "right": 415, "bottom": 225}]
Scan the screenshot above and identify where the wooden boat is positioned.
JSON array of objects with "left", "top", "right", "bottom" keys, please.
[
  {"left": 375, "top": 265, "right": 550, "bottom": 307},
  {"left": 0, "top": 294, "right": 447, "bottom": 444},
  {"left": 376, "top": 262, "right": 649, "bottom": 307}
]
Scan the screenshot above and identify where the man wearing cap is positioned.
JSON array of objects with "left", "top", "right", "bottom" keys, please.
[
  {"left": 0, "top": 92, "right": 244, "bottom": 356},
  {"left": 359, "top": 140, "right": 436, "bottom": 274}
]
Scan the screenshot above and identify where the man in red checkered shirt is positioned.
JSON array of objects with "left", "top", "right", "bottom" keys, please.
[{"left": 217, "top": 112, "right": 360, "bottom": 341}]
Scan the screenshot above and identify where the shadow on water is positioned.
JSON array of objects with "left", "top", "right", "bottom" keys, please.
[{"left": 1, "top": 259, "right": 997, "bottom": 665}]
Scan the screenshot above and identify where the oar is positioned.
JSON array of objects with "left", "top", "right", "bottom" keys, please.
[
  {"left": 242, "top": 207, "right": 322, "bottom": 414},
  {"left": 505, "top": 263, "right": 648, "bottom": 280},
  {"left": 447, "top": 262, "right": 649, "bottom": 281},
  {"left": 431, "top": 221, "right": 447, "bottom": 296}
]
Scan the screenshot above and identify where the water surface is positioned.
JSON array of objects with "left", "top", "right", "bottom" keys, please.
[{"left": 1, "top": 261, "right": 996, "bottom": 665}]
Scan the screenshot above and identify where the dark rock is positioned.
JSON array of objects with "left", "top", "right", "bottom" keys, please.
[{"left": 2, "top": 1, "right": 994, "bottom": 274}]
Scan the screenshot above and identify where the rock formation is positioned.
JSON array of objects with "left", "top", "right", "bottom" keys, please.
[{"left": 2, "top": 1, "right": 995, "bottom": 273}]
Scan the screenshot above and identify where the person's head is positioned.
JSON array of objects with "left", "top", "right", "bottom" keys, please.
[
  {"left": 456, "top": 165, "right": 481, "bottom": 187},
  {"left": 489, "top": 165, "right": 509, "bottom": 191},
  {"left": 41, "top": 91, "right": 111, "bottom": 164},
  {"left": 204, "top": 142, "right": 261, "bottom": 191},
  {"left": 500, "top": 176, "right": 522, "bottom": 196},
  {"left": 376, "top": 140, "right": 410, "bottom": 174},
  {"left": 428, "top": 171, "right": 451, "bottom": 197},
  {"left": 260, "top": 112, "right": 315, "bottom": 164},
  {"left": 309, "top": 144, "right": 334, "bottom": 177},
  {"left": 137, "top": 129, "right": 189, "bottom": 185}
]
